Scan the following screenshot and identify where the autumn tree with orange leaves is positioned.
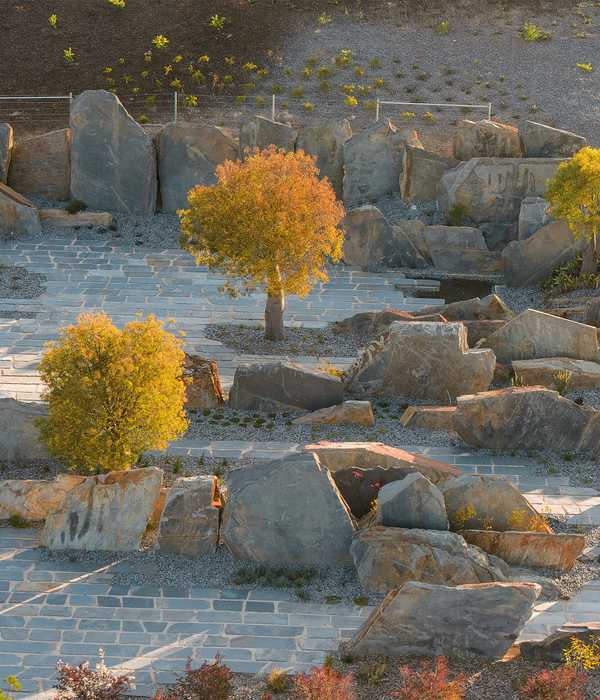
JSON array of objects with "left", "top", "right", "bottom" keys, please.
[{"left": 179, "top": 146, "right": 345, "bottom": 340}]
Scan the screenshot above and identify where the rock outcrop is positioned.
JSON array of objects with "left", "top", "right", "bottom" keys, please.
[{"left": 8, "top": 129, "right": 71, "bottom": 200}]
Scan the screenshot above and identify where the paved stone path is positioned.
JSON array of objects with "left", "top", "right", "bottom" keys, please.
[
  {"left": 0, "top": 237, "right": 442, "bottom": 400},
  {"left": 0, "top": 527, "right": 598, "bottom": 699}
]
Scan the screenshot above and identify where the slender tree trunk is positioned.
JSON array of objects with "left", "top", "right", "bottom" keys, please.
[
  {"left": 265, "top": 290, "right": 285, "bottom": 340},
  {"left": 582, "top": 233, "right": 597, "bottom": 275}
]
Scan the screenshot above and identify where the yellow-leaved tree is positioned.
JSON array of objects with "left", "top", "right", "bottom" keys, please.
[
  {"left": 546, "top": 146, "right": 600, "bottom": 274},
  {"left": 37, "top": 313, "right": 188, "bottom": 473},
  {"left": 179, "top": 146, "right": 345, "bottom": 340}
]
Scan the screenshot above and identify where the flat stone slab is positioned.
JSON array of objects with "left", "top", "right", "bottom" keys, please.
[
  {"left": 39, "top": 209, "right": 113, "bottom": 228},
  {"left": 512, "top": 357, "right": 600, "bottom": 390},
  {"left": 400, "top": 405, "right": 457, "bottom": 431}
]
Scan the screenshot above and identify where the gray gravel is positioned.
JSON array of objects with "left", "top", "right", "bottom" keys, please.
[{"left": 0, "top": 265, "right": 46, "bottom": 299}]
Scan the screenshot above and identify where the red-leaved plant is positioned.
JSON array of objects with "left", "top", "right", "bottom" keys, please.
[
  {"left": 519, "top": 667, "right": 587, "bottom": 700},
  {"left": 391, "top": 657, "right": 466, "bottom": 700},
  {"left": 54, "top": 650, "right": 133, "bottom": 700},
  {"left": 170, "top": 655, "right": 233, "bottom": 700},
  {"left": 293, "top": 665, "right": 356, "bottom": 700}
]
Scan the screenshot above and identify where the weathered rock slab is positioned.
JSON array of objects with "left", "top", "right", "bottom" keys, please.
[
  {"left": 418, "top": 294, "right": 512, "bottom": 322},
  {"left": 184, "top": 354, "right": 224, "bottom": 409},
  {"left": 0, "top": 123, "right": 13, "bottom": 184},
  {"left": 341, "top": 205, "right": 393, "bottom": 269},
  {"left": 375, "top": 473, "right": 449, "bottom": 530},
  {"left": 297, "top": 120, "right": 352, "bottom": 199},
  {"left": 0, "top": 397, "right": 48, "bottom": 461},
  {"left": 0, "top": 475, "right": 85, "bottom": 522},
  {"left": 481, "top": 309, "right": 600, "bottom": 363},
  {"left": 239, "top": 116, "right": 298, "bottom": 155},
  {"left": 454, "top": 119, "right": 521, "bottom": 160},
  {"left": 424, "top": 225, "right": 502, "bottom": 275},
  {"left": 518, "top": 197, "right": 552, "bottom": 240},
  {"left": 8, "top": 129, "right": 71, "bottom": 200},
  {"left": 221, "top": 453, "right": 355, "bottom": 565},
  {"left": 512, "top": 357, "right": 600, "bottom": 390},
  {"left": 39, "top": 209, "right": 113, "bottom": 228},
  {"left": 229, "top": 361, "right": 343, "bottom": 412},
  {"left": 520, "top": 120, "right": 587, "bottom": 158},
  {"left": 399, "top": 405, "right": 457, "bottom": 431},
  {"left": 42, "top": 467, "right": 163, "bottom": 551},
  {"left": 441, "top": 473, "right": 550, "bottom": 532},
  {"left": 157, "top": 475, "right": 220, "bottom": 557},
  {"left": 70, "top": 90, "right": 157, "bottom": 214},
  {"left": 0, "top": 183, "right": 41, "bottom": 236},
  {"left": 453, "top": 387, "right": 600, "bottom": 457},
  {"left": 293, "top": 401, "right": 374, "bottom": 426},
  {"left": 348, "top": 581, "right": 540, "bottom": 659},
  {"left": 460, "top": 530, "right": 585, "bottom": 572},
  {"left": 157, "top": 121, "right": 238, "bottom": 212},
  {"left": 401, "top": 145, "right": 457, "bottom": 202}
]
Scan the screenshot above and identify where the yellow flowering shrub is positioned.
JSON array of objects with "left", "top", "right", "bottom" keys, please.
[{"left": 37, "top": 313, "right": 188, "bottom": 473}]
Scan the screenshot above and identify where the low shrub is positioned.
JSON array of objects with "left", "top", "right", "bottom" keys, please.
[
  {"left": 171, "top": 656, "right": 233, "bottom": 700},
  {"left": 265, "top": 668, "right": 292, "bottom": 693},
  {"left": 518, "top": 666, "right": 586, "bottom": 700},
  {"left": 293, "top": 665, "right": 356, "bottom": 700},
  {"left": 0, "top": 677, "right": 21, "bottom": 700},
  {"left": 563, "top": 633, "right": 600, "bottom": 670},
  {"left": 54, "top": 654, "right": 133, "bottom": 700},
  {"left": 391, "top": 657, "right": 466, "bottom": 700}
]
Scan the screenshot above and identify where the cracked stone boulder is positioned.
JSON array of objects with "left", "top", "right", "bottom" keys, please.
[
  {"left": 343, "top": 120, "right": 422, "bottom": 207},
  {"left": 348, "top": 581, "right": 540, "bottom": 659},
  {"left": 417, "top": 294, "right": 512, "bottom": 322},
  {"left": 157, "top": 121, "right": 237, "bottom": 212},
  {"left": 0, "top": 474, "right": 85, "bottom": 522},
  {"left": 0, "top": 397, "right": 48, "bottom": 460},
  {"left": 480, "top": 309, "right": 600, "bottom": 363},
  {"left": 438, "top": 157, "right": 564, "bottom": 223},
  {"left": 221, "top": 453, "right": 355, "bottom": 565},
  {"left": 518, "top": 197, "right": 552, "bottom": 240},
  {"left": 460, "top": 530, "right": 585, "bottom": 572},
  {"left": 441, "top": 474, "right": 549, "bottom": 533},
  {"left": 351, "top": 527, "right": 507, "bottom": 593},
  {"left": 183, "top": 354, "right": 224, "bottom": 410},
  {"left": 42, "top": 467, "right": 163, "bottom": 551},
  {"left": 520, "top": 623, "right": 600, "bottom": 662},
  {"left": 520, "top": 120, "right": 587, "bottom": 157},
  {"left": 293, "top": 401, "right": 374, "bottom": 427},
  {"left": 502, "top": 221, "right": 586, "bottom": 287},
  {"left": 229, "top": 361, "right": 343, "bottom": 412},
  {"left": 157, "top": 475, "right": 220, "bottom": 557},
  {"left": 374, "top": 473, "right": 449, "bottom": 530},
  {"left": 348, "top": 322, "right": 495, "bottom": 403},
  {"left": 0, "top": 123, "right": 13, "bottom": 184},
  {"left": 341, "top": 205, "right": 394, "bottom": 269},
  {"left": 400, "top": 145, "right": 458, "bottom": 202},
  {"left": 0, "top": 183, "right": 41, "bottom": 236},
  {"left": 8, "top": 129, "right": 71, "bottom": 200},
  {"left": 423, "top": 225, "right": 502, "bottom": 275},
  {"left": 331, "top": 309, "right": 444, "bottom": 337},
  {"left": 296, "top": 120, "right": 352, "bottom": 199},
  {"left": 452, "top": 387, "right": 600, "bottom": 457},
  {"left": 70, "top": 90, "right": 157, "bottom": 214},
  {"left": 239, "top": 115, "right": 298, "bottom": 155},
  {"left": 453, "top": 119, "right": 521, "bottom": 160},
  {"left": 512, "top": 357, "right": 600, "bottom": 390}
]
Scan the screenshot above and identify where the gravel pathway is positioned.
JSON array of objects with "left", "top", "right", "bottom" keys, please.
[{"left": 0, "top": 264, "right": 46, "bottom": 299}]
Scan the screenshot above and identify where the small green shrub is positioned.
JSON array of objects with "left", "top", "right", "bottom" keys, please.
[
  {"left": 520, "top": 22, "right": 552, "bottom": 41},
  {"left": 447, "top": 203, "right": 469, "bottom": 226},
  {"left": 65, "top": 200, "right": 88, "bottom": 215},
  {"left": 519, "top": 667, "right": 586, "bottom": 700}
]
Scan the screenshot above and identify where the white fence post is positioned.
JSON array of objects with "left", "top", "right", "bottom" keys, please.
[
  {"left": 173, "top": 92, "right": 178, "bottom": 122},
  {"left": 375, "top": 98, "right": 380, "bottom": 123},
  {"left": 271, "top": 94, "right": 276, "bottom": 121}
]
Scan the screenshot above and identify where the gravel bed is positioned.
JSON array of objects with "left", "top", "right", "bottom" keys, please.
[
  {"left": 0, "top": 265, "right": 46, "bottom": 299},
  {"left": 373, "top": 194, "right": 444, "bottom": 225},
  {"left": 494, "top": 284, "right": 546, "bottom": 315},
  {"left": 546, "top": 521, "right": 600, "bottom": 598}
]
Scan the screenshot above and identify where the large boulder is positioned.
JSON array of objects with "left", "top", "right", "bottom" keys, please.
[
  {"left": 343, "top": 120, "right": 422, "bottom": 207},
  {"left": 0, "top": 397, "right": 48, "bottom": 460},
  {"left": 400, "top": 405, "right": 457, "bottom": 431},
  {"left": 239, "top": 115, "right": 298, "bottom": 155},
  {"left": 157, "top": 121, "right": 237, "bottom": 212},
  {"left": 400, "top": 145, "right": 458, "bottom": 202},
  {"left": 512, "top": 357, "right": 600, "bottom": 390},
  {"left": 453, "top": 119, "right": 521, "bottom": 160},
  {"left": 341, "top": 205, "right": 394, "bottom": 269},
  {"left": 460, "top": 530, "right": 585, "bottom": 572},
  {"left": 0, "top": 123, "right": 13, "bottom": 184},
  {"left": 518, "top": 196, "right": 552, "bottom": 240},
  {"left": 8, "top": 129, "right": 71, "bottom": 200},
  {"left": 42, "top": 467, "right": 163, "bottom": 551},
  {"left": 374, "top": 473, "right": 449, "bottom": 530},
  {"left": 453, "top": 387, "right": 600, "bottom": 456},
  {"left": 183, "top": 354, "right": 224, "bottom": 409},
  {"left": 0, "top": 474, "right": 85, "bottom": 522},
  {"left": 519, "top": 623, "right": 600, "bottom": 662},
  {"left": 331, "top": 308, "right": 445, "bottom": 338},
  {"left": 229, "top": 361, "right": 343, "bottom": 412},
  {"left": 348, "top": 321, "right": 495, "bottom": 403},
  {"left": 502, "top": 221, "right": 586, "bottom": 287},
  {"left": 351, "top": 527, "right": 507, "bottom": 593},
  {"left": 423, "top": 225, "right": 502, "bottom": 275},
  {"left": 441, "top": 474, "right": 549, "bottom": 533},
  {"left": 480, "top": 309, "right": 600, "bottom": 363},
  {"left": 348, "top": 581, "right": 540, "bottom": 659},
  {"left": 292, "top": 400, "right": 375, "bottom": 427},
  {"left": 70, "top": 90, "right": 157, "bottom": 214},
  {"left": 520, "top": 120, "right": 587, "bottom": 158},
  {"left": 221, "top": 453, "right": 355, "bottom": 565},
  {"left": 417, "top": 294, "right": 512, "bottom": 322},
  {"left": 157, "top": 475, "right": 220, "bottom": 557},
  {"left": 0, "top": 183, "right": 41, "bottom": 236},
  {"left": 296, "top": 120, "right": 352, "bottom": 199},
  {"left": 438, "top": 157, "right": 564, "bottom": 223},
  {"left": 390, "top": 220, "right": 430, "bottom": 268}
]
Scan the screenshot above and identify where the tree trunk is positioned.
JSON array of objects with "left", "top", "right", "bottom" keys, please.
[
  {"left": 581, "top": 234, "right": 598, "bottom": 275},
  {"left": 265, "top": 289, "right": 285, "bottom": 340}
]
